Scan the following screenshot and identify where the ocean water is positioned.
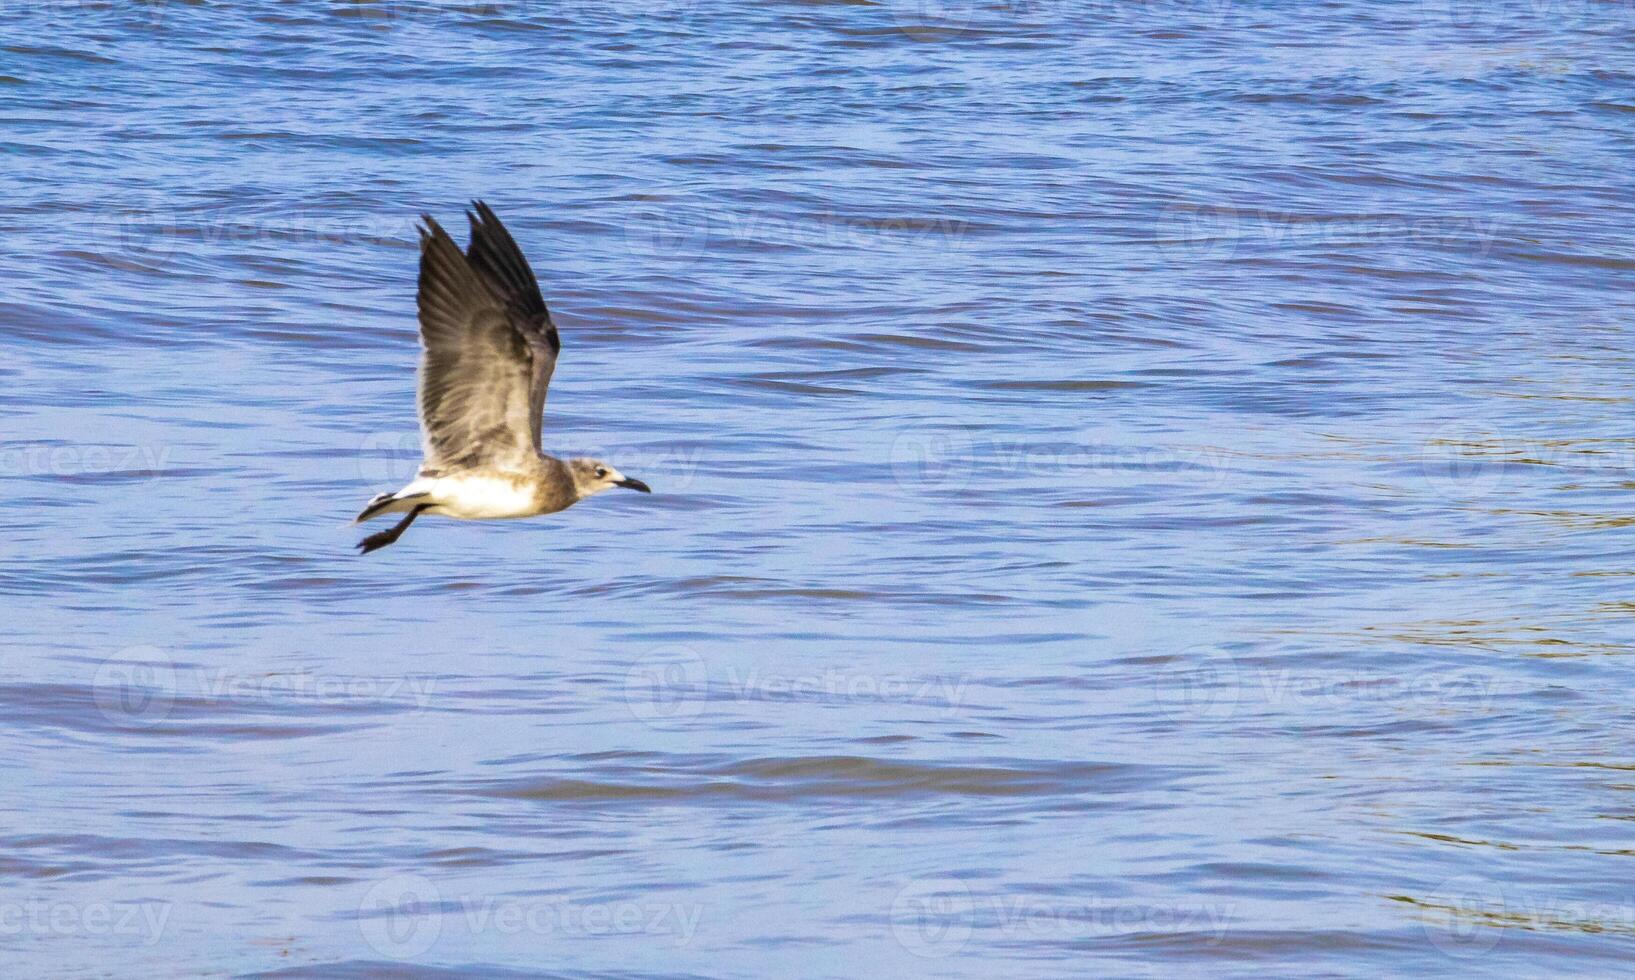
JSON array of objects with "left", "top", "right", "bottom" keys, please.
[{"left": 4, "top": 0, "right": 1635, "bottom": 975}]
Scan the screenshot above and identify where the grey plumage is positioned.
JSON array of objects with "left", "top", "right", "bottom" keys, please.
[{"left": 415, "top": 205, "right": 557, "bottom": 472}]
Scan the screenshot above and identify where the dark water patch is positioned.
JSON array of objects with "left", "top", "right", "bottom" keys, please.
[
  {"left": 465, "top": 755, "right": 1181, "bottom": 803},
  {"left": 980, "top": 379, "right": 1148, "bottom": 392},
  {"left": 252, "top": 964, "right": 605, "bottom": 979}
]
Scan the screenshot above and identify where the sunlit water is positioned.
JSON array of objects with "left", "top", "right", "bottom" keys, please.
[{"left": 4, "top": 1, "right": 1635, "bottom": 975}]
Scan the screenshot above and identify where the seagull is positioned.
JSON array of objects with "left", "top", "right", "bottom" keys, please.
[{"left": 355, "top": 201, "right": 650, "bottom": 554}]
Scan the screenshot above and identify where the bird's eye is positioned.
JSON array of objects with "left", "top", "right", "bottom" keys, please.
[{"left": 594, "top": 467, "right": 607, "bottom": 479}]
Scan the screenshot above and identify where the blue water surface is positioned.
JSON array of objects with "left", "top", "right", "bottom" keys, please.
[{"left": 3, "top": 0, "right": 1635, "bottom": 975}]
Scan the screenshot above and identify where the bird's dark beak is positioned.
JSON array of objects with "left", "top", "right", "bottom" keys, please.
[{"left": 616, "top": 477, "right": 652, "bottom": 493}]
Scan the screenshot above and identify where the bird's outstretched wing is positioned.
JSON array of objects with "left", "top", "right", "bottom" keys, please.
[
  {"left": 463, "top": 200, "right": 560, "bottom": 454},
  {"left": 415, "top": 214, "right": 539, "bottom": 472}
]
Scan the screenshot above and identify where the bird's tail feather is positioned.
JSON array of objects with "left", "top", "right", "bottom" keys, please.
[{"left": 355, "top": 491, "right": 429, "bottom": 524}]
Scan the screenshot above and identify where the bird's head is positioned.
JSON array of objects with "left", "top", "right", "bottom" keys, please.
[{"left": 568, "top": 458, "right": 651, "bottom": 499}]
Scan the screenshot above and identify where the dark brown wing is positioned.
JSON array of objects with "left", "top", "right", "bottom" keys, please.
[
  {"left": 463, "top": 200, "right": 559, "bottom": 452},
  {"left": 414, "top": 215, "right": 536, "bottom": 472}
]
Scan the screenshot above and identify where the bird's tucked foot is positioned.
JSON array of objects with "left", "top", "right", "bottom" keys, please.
[{"left": 356, "top": 505, "right": 428, "bottom": 554}]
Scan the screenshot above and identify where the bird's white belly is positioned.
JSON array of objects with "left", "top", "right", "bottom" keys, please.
[{"left": 425, "top": 475, "right": 537, "bottom": 520}]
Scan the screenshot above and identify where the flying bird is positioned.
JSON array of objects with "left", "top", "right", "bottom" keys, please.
[{"left": 355, "top": 202, "right": 650, "bottom": 554}]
